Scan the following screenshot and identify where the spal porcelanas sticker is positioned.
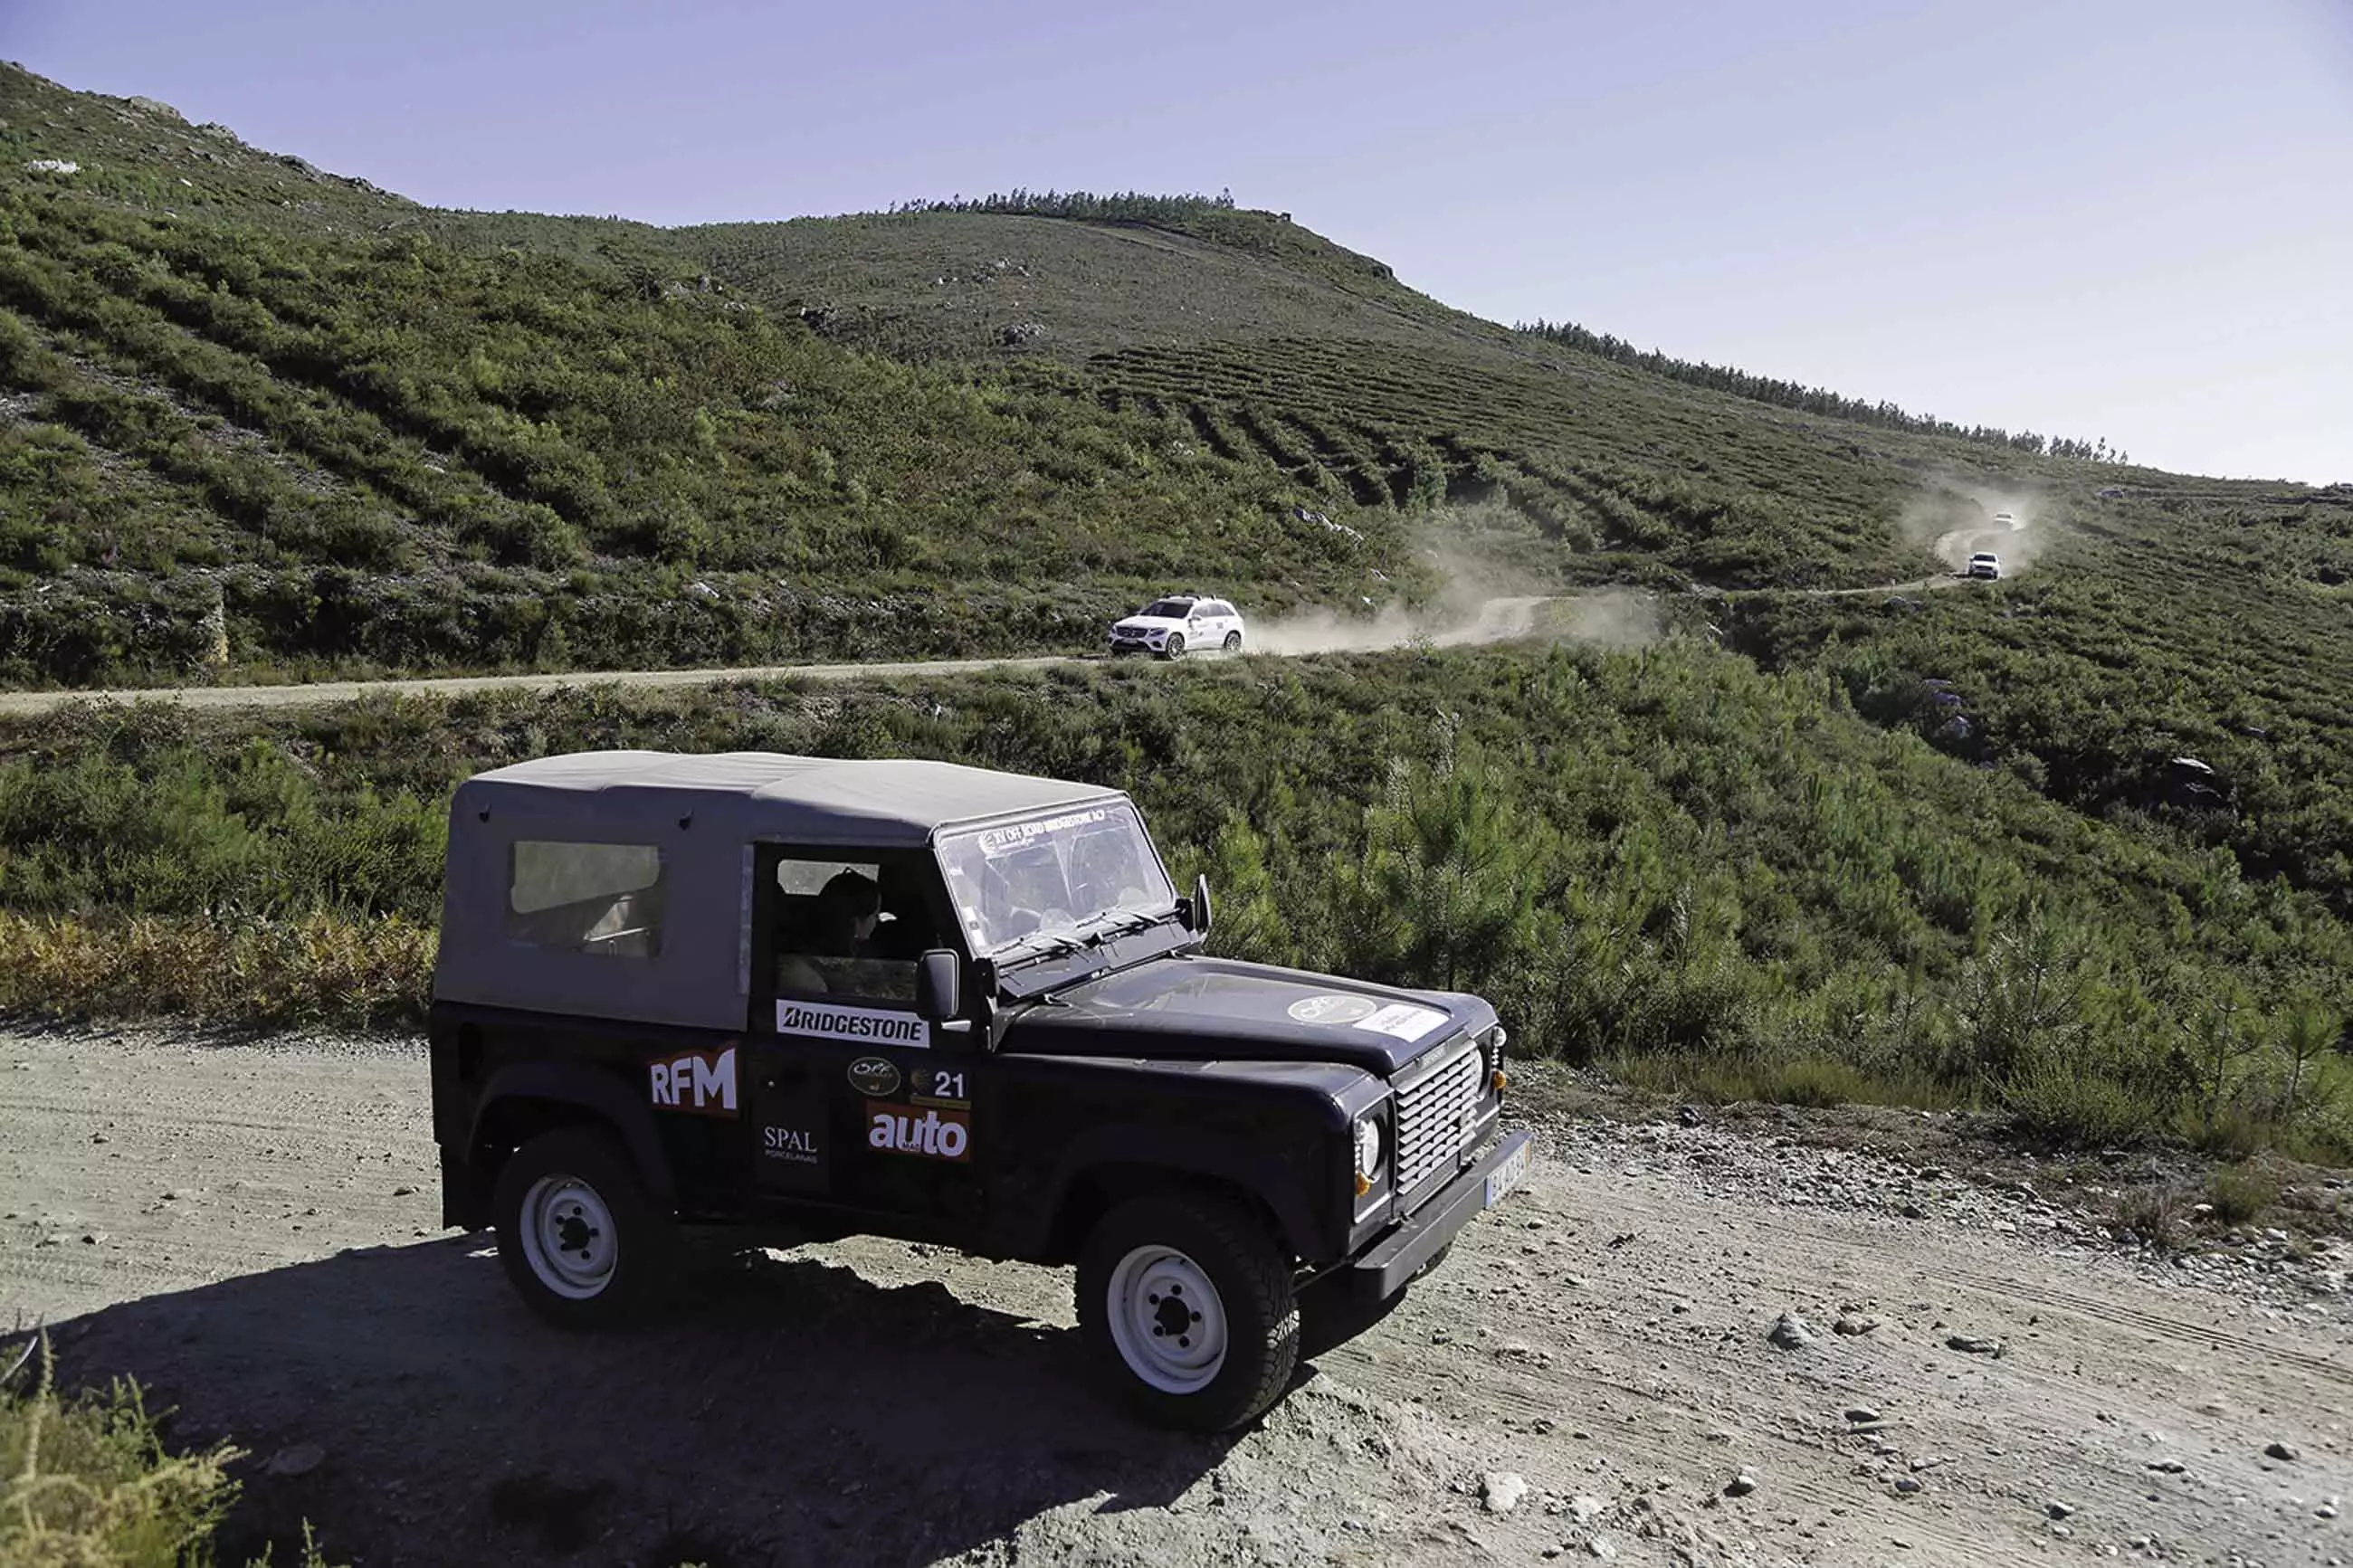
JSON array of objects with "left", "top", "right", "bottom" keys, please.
[
  {"left": 777, "top": 999, "right": 929, "bottom": 1048},
  {"left": 1287, "top": 993, "right": 1377, "bottom": 1026},
  {"left": 866, "top": 1100, "right": 970, "bottom": 1161},
  {"left": 1351, "top": 1003, "right": 1449, "bottom": 1042}
]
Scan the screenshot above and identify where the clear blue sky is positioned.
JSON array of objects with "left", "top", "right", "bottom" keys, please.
[{"left": 7, "top": 0, "right": 2348, "bottom": 482}]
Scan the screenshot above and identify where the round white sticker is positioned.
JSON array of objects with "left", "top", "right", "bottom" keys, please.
[{"left": 1288, "top": 993, "right": 1377, "bottom": 1025}]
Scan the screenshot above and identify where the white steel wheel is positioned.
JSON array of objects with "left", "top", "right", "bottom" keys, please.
[
  {"left": 1105, "top": 1244, "right": 1229, "bottom": 1393},
  {"left": 518, "top": 1173, "right": 618, "bottom": 1299}
]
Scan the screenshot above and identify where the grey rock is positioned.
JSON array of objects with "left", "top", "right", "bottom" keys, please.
[
  {"left": 1586, "top": 1538, "right": 1617, "bottom": 1562},
  {"left": 2264, "top": 1441, "right": 2301, "bottom": 1462},
  {"left": 1945, "top": 1334, "right": 2004, "bottom": 1354},
  {"left": 1844, "top": 1406, "right": 1882, "bottom": 1424},
  {"left": 1834, "top": 1313, "right": 1881, "bottom": 1335},
  {"left": 1767, "top": 1312, "right": 1815, "bottom": 1350},
  {"left": 1723, "top": 1474, "right": 1758, "bottom": 1497},
  {"left": 1481, "top": 1472, "right": 1528, "bottom": 1514},
  {"left": 2047, "top": 1502, "right": 2076, "bottom": 1520},
  {"left": 1568, "top": 1495, "right": 1608, "bottom": 1523},
  {"left": 263, "top": 1443, "right": 325, "bottom": 1478}
]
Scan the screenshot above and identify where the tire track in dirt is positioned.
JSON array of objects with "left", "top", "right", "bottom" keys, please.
[{"left": 7, "top": 1032, "right": 2348, "bottom": 1566}]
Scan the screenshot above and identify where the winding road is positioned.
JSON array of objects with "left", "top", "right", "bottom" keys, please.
[{"left": 0, "top": 527, "right": 2022, "bottom": 722}]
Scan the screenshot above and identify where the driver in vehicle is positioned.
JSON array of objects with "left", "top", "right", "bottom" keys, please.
[
  {"left": 778, "top": 869, "right": 883, "bottom": 993},
  {"left": 864, "top": 861, "right": 936, "bottom": 961}
]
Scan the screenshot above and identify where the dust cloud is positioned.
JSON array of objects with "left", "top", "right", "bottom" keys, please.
[
  {"left": 1899, "top": 477, "right": 2056, "bottom": 575},
  {"left": 1247, "top": 553, "right": 1664, "bottom": 657}
]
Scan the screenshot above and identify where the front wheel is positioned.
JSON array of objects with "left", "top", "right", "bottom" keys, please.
[
  {"left": 1158, "top": 632, "right": 1186, "bottom": 660},
  {"left": 493, "top": 1126, "right": 678, "bottom": 1329},
  {"left": 1078, "top": 1193, "right": 1299, "bottom": 1431}
]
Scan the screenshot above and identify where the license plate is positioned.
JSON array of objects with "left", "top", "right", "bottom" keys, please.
[{"left": 1483, "top": 1139, "right": 1530, "bottom": 1209}]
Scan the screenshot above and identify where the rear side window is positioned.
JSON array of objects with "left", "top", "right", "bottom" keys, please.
[{"left": 507, "top": 841, "right": 665, "bottom": 957}]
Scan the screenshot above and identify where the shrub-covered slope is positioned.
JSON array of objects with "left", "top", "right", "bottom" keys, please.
[{"left": 1, "top": 645, "right": 2345, "bottom": 1155}]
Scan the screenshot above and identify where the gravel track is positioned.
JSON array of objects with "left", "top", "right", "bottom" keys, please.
[{"left": 5, "top": 1024, "right": 2348, "bottom": 1567}]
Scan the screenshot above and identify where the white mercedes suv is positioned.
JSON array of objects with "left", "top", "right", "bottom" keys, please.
[{"left": 1108, "top": 594, "right": 1246, "bottom": 659}]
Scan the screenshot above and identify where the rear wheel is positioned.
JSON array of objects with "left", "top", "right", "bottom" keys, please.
[
  {"left": 1078, "top": 1193, "right": 1298, "bottom": 1431},
  {"left": 1160, "top": 632, "right": 1186, "bottom": 660},
  {"left": 493, "top": 1126, "right": 677, "bottom": 1329},
  {"left": 1223, "top": 631, "right": 1243, "bottom": 652}
]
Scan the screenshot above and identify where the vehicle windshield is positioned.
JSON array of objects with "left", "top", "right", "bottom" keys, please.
[
  {"left": 1138, "top": 599, "right": 1196, "bottom": 619},
  {"left": 935, "top": 802, "right": 1177, "bottom": 957}
]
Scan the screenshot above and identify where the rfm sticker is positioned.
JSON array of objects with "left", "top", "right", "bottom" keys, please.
[{"left": 650, "top": 1045, "right": 737, "bottom": 1117}]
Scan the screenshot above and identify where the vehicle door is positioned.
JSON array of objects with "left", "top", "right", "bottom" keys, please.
[
  {"left": 746, "top": 845, "right": 984, "bottom": 1228},
  {"left": 1186, "top": 600, "right": 1216, "bottom": 648}
]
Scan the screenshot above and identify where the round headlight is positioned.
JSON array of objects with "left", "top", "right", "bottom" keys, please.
[{"left": 1354, "top": 1117, "right": 1385, "bottom": 1182}]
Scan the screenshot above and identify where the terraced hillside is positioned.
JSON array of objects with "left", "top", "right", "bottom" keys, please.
[{"left": 1, "top": 61, "right": 2148, "bottom": 690}]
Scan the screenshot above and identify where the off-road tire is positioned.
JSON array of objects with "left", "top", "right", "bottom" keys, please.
[
  {"left": 1159, "top": 632, "right": 1186, "bottom": 660},
  {"left": 1222, "top": 631, "right": 1243, "bottom": 652},
  {"left": 493, "top": 1126, "right": 678, "bottom": 1330},
  {"left": 1078, "top": 1193, "right": 1299, "bottom": 1432}
]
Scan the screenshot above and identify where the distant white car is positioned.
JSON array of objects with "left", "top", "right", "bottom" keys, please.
[
  {"left": 1108, "top": 594, "right": 1245, "bottom": 659},
  {"left": 1966, "top": 553, "right": 2001, "bottom": 580}
]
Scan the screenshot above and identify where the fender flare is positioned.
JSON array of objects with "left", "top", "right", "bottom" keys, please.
[
  {"left": 1032, "top": 1123, "right": 1328, "bottom": 1260},
  {"left": 468, "top": 1060, "right": 677, "bottom": 1202}
]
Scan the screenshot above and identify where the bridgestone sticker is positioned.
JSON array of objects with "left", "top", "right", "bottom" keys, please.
[
  {"left": 1287, "top": 993, "right": 1377, "bottom": 1025},
  {"left": 776, "top": 1000, "right": 929, "bottom": 1047},
  {"left": 1351, "top": 1003, "right": 1449, "bottom": 1042}
]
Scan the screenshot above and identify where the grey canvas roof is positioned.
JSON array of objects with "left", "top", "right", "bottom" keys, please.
[
  {"left": 435, "top": 751, "right": 1137, "bottom": 1029},
  {"left": 454, "top": 751, "right": 1124, "bottom": 848}
]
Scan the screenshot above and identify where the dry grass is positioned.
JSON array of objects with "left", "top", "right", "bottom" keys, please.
[
  {"left": 0, "top": 913, "right": 431, "bottom": 1030},
  {"left": 1, "top": 1332, "right": 342, "bottom": 1568}
]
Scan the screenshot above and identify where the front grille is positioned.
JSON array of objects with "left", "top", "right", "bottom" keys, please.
[{"left": 1393, "top": 1041, "right": 1487, "bottom": 1200}]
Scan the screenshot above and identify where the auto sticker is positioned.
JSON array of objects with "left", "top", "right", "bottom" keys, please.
[
  {"left": 777, "top": 999, "right": 929, "bottom": 1048},
  {"left": 1287, "top": 993, "right": 1377, "bottom": 1026},
  {"left": 649, "top": 1045, "right": 738, "bottom": 1117},
  {"left": 1351, "top": 1003, "right": 1450, "bottom": 1042},
  {"left": 866, "top": 1099, "right": 970, "bottom": 1161},
  {"left": 847, "top": 1056, "right": 902, "bottom": 1098}
]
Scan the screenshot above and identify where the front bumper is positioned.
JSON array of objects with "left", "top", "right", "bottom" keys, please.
[{"left": 1344, "top": 1128, "right": 1532, "bottom": 1299}]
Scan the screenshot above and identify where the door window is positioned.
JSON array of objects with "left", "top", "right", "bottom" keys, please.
[{"left": 769, "top": 854, "right": 935, "bottom": 1002}]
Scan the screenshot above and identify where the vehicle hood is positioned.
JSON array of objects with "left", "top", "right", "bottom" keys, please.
[
  {"left": 999, "top": 954, "right": 1494, "bottom": 1075},
  {"left": 1111, "top": 615, "right": 1188, "bottom": 634}
]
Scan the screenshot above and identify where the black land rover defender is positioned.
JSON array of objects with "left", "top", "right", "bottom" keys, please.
[{"left": 429, "top": 750, "right": 1531, "bottom": 1430}]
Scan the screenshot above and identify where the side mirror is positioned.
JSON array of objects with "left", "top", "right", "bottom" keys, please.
[
  {"left": 915, "top": 949, "right": 962, "bottom": 1022},
  {"left": 1180, "top": 872, "right": 1214, "bottom": 936}
]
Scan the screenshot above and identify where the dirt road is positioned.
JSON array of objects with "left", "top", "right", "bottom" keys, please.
[
  {"left": 0, "top": 597, "right": 1558, "bottom": 719},
  {"left": 5, "top": 1025, "right": 2346, "bottom": 1568}
]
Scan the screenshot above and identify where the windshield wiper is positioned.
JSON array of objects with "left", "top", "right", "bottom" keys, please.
[
  {"left": 1062, "top": 908, "right": 1165, "bottom": 945},
  {"left": 990, "top": 908, "right": 1168, "bottom": 966}
]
